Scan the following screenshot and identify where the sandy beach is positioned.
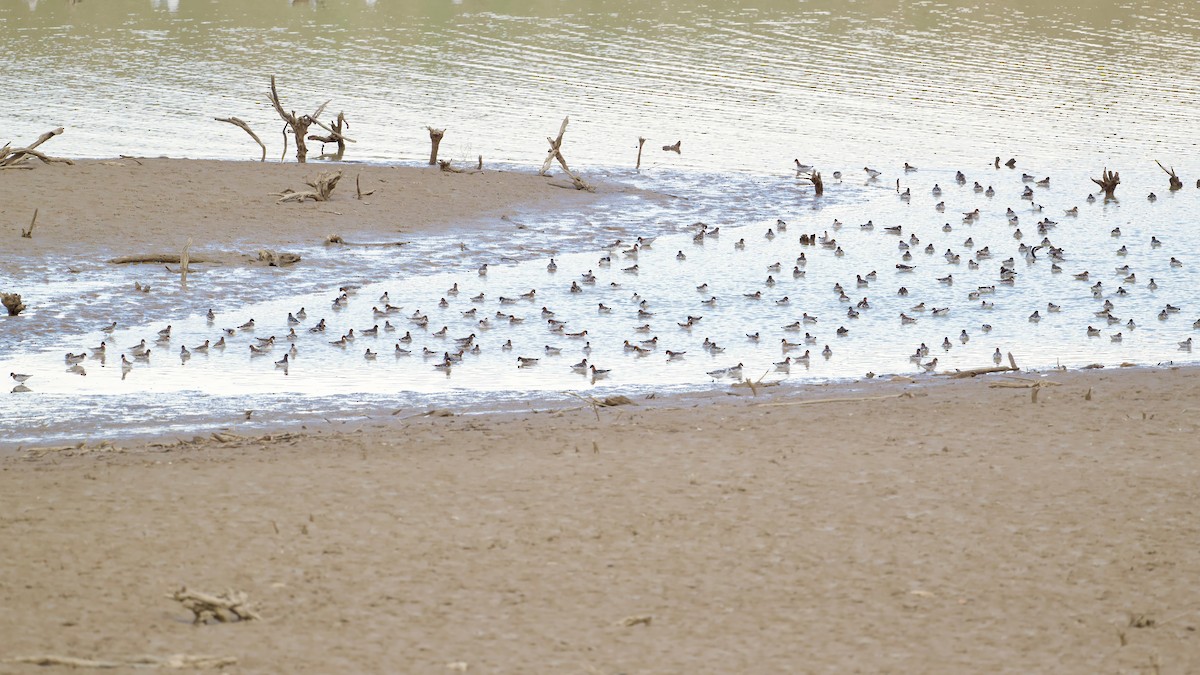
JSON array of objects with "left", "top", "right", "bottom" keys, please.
[{"left": 3, "top": 155, "right": 1200, "bottom": 673}]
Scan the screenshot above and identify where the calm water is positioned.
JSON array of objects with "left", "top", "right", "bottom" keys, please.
[{"left": 3, "top": 0, "right": 1200, "bottom": 445}]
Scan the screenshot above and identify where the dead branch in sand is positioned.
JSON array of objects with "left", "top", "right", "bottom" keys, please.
[
  {"left": 1155, "top": 160, "right": 1183, "bottom": 191},
  {"left": 438, "top": 159, "right": 466, "bottom": 173},
  {"left": 109, "top": 254, "right": 211, "bottom": 265},
  {"left": 636, "top": 136, "right": 646, "bottom": 171},
  {"left": 0, "top": 127, "right": 73, "bottom": 166},
  {"left": 355, "top": 173, "right": 374, "bottom": 199},
  {"left": 937, "top": 353, "right": 1019, "bottom": 378},
  {"left": 267, "top": 75, "right": 330, "bottom": 164},
  {"left": 276, "top": 170, "right": 342, "bottom": 203},
  {"left": 214, "top": 117, "right": 266, "bottom": 162},
  {"left": 662, "top": 140, "right": 681, "bottom": 153},
  {"left": 539, "top": 117, "right": 594, "bottom": 191},
  {"left": 180, "top": 238, "right": 192, "bottom": 289},
  {"left": 427, "top": 126, "right": 445, "bottom": 165},
  {"left": 20, "top": 209, "right": 37, "bottom": 238},
  {"left": 1092, "top": 167, "right": 1120, "bottom": 199},
  {"left": 170, "top": 587, "right": 261, "bottom": 624},
  {"left": 10, "top": 654, "right": 238, "bottom": 669},
  {"left": 2, "top": 293, "right": 27, "bottom": 316}
]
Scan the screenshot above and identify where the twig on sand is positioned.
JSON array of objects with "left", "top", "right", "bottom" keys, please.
[
  {"left": 10, "top": 654, "right": 238, "bottom": 669},
  {"left": 756, "top": 391, "right": 914, "bottom": 408},
  {"left": 20, "top": 209, "right": 37, "bottom": 238}
]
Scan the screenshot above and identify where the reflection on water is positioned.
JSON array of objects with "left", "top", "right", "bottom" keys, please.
[{"left": 2, "top": 0, "right": 1199, "bottom": 169}]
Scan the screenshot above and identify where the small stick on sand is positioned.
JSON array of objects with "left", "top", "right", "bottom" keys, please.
[
  {"left": 11, "top": 654, "right": 238, "bottom": 669},
  {"left": 109, "top": 254, "right": 211, "bottom": 265},
  {"left": 20, "top": 209, "right": 37, "bottom": 238},
  {"left": 214, "top": 117, "right": 267, "bottom": 162},
  {"left": 427, "top": 126, "right": 445, "bottom": 166},
  {"left": 355, "top": 173, "right": 375, "bottom": 199}
]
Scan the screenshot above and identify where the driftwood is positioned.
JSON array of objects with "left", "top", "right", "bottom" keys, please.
[
  {"left": 276, "top": 170, "right": 342, "bottom": 203},
  {"left": 0, "top": 127, "right": 73, "bottom": 166},
  {"left": 936, "top": 353, "right": 1019, "bottom": 378},
  {"left": 757, "top": 391, "right": 915, "bottom": 408},
  {"left": 1091, "top": 167, "right": 1120, "bottom": 199},
  {"left": 109, "top": 254, "right": 211, "bottom": 265},
  {"left": 797, "top": 170, "right": 824, "bottom": 196},
  {"left": 438, "top": 159, "right": 466, "bottom": 173},
  {"left": 253, "top": 250, "right": 302, "bottom": 266},
  {"left": 636, "top": 136, "right": 646, "bottom": 171},
  {"left": 170, "top": 587, "right": 260, "bottom": 624},
  {"left": 427, "top": 127, "right": 445, "bottom": 165},
  {"left": 2, "top": 293, "right": 26, "bottom": 316},
  {"left": 20, "top": 209, "right": 37, "bottom": 238},
  {"left": 214, "top": 117, "right": 266, "bottom": 162},
  {"left": 308, "top": 111, "right": 354, "bottom": 159},
  {"left": 1155, "top": 160, "right": 1183, "bottom": 191},
  {"left": 538, "top": 117, "right": 594, "bottom": 191},
  {"left": 10, "top": 654, "right": 238, "bottom": 669},
  {"left": 323, "top": 235, "right": 407, "bottom": 248},
  {"left": 267, "top": 75, "right": 329, "bottom": 163},
  {"left": 662, "top": 140, "right": 681, "bottom": 153}
]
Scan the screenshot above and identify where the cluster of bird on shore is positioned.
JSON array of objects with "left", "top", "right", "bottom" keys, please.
[{"left": 10, "top": 158, "right": 1199, "bottom": 394}]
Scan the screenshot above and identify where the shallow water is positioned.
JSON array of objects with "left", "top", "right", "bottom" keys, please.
[{"left": 3, "top": 0, "right": 1200, "bottom": 445}]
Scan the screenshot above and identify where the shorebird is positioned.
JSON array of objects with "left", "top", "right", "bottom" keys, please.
[
  {"left": 864, "top": 167, "right": 881, "bottom": 179},
  {"left": 10, "top": 373, "right": 32, "bottom": 383}
]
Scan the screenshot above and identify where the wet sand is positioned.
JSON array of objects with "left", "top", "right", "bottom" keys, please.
[
  {"left": 3, "top": 365, "right": 1199, "bottom": 672},
  {"left": 3, "top": 158, "right": 1199, "bottom": 672},
  {"left": 0, "top": 158, "right": 618, "bottom": 264}
]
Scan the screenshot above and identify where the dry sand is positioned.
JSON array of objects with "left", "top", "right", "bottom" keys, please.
[
  {"left": 2, "top": 366, "right": 1199, "bottom": 673},
  {"left": 2, "top": 158, "right": 1199, "bottom": 672}
]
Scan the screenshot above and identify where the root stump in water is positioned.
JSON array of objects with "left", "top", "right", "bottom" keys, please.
[
  {"left": 427, "top": 127, "right": 445, "bottom": 165},
  {"left": 267, "top": 75, "right": 330, "bottom": 164},
  {"left": 662, "top": 140, "right": 681, "bottom": 153},
  {"left": 308, "top": 111, "right": 354, "bottom": 160},
  {"left": 1092, "top": 167, "right": 1120, "bottom": 199},
  {"left": 2, "top": 293, "right": 26, "bottom": 316},
  {"left": 636, "top": 136, "right": 647, "bottom": 171}
]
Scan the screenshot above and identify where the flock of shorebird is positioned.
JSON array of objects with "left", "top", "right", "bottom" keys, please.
[{"left": 10, "top": 159, "right": 1198, "bottom": 393}]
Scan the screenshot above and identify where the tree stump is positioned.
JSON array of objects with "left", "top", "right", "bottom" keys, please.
[
  {"left": 662, "top": 140, "right": 681, "bottom": 153},
  {"left": 267, "top": 75, "right": 330, "bottom": 164},
  {"left": 427, "top": 127, "right": 445, "bottom": 165},
  {"left": 2, "top": 293, "right": 26, "bottom": 316},
  {"left": 1091, "top": 168, "right": 1120, "bottom": 199}
]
